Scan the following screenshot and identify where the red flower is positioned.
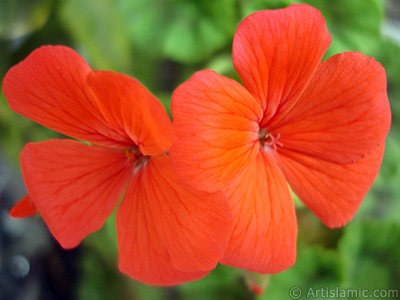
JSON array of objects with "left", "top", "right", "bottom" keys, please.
[
  {"left": 2, "top": 46, "right": 233, "bottom": 285},
  {"left": 10, "top": 195, "right": 37, "bottom": 217},
  {"left": 170, "top": 4, "right": 391, "bottom": 274}
]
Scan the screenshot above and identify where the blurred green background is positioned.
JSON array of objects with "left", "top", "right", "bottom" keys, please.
[{"left": 0, "top": 0, "right": 399, "bottom": 299}]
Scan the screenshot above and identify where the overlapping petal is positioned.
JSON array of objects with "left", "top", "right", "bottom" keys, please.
[
  {"left": 220, "top": 151, "right": 297, "bottom": 273},
  {"left": 170, "top": 69, "right": 262, "bottom": 192},
  {"left": 3, "top": 3, "right": 391, "bottom": 287},
  {"left": 2, "top": 46, "right": 132, "bottom": 148},
  {"left": 9, "top": 195, "right": 37, "bottom": 218},
  {"left": 87, "top": 71, "right": 173, "bottom": 156},
  {"left": 20, "top": 139, "right": 133, "bottom": 248},
  {"left": 117, "top": 156, "right": 233, "bottom": 285},
  {"left": 275, "top": 145, "right": 385, "bottom": 228},
  {"left": 270, "top": 52, "right": 391, "bottom": 164},
  {"left": 233, "top": 4, "right": 331, "bottom": 123}
]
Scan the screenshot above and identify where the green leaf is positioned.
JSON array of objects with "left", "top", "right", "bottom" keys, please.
[
  {"left": 259, "top": 246, "right": 341, "bottom": 299},
  {"left": 296, "top": 207, "right": 343, "bottom": 248},
  {"left": 59, "top": 0, "right": 134, "bottom": 74},
  {"left": 116, "top": 0, "right": 237, "bottom": 63},
  {"left": 356, "top": 134, "right": 400, "bottom": 224},
  {"left": 338, "top": 220, "right": 400, "bottom": 298},
  {"left": 240, "top": 0, "right": 299, "bottom": 17},
  {"left": 178, "top": 265, "right": 248, "bottom": 300},
  {"left": 374, "top": 39, "right": 400, "bottom": 124},
  {"left": 0, "top": 92, "right": 61, "bottom": 166},
  {"left": 302, "top": 0, "right": 386, "bottom": 57},
  {"left": 204, "top": 54, "right": 236, "bottom": 78},
  {"left": 0, "top": 0, "right": 54, "bottom": 39}
]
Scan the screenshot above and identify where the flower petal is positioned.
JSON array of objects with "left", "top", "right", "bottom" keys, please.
[
  {"left": 20, "top": 139, "right": 132, "bottom": 248},
  {"left": 233, "top": 4, "right": 331, "bottom": 123},
  {"left": 220, "top": 151, "right": 297, "bottom": 273},
  {"left": 2, "top": 45, "right": 132, "bottom": 148},
  {"left": 271, "top": 52, "right": 391, "bottom": 164},
  {"left": 117, "top": 156, "right": 233, "bottom": 285},
  {"left": 170, "top": 69, "right": 262, "bottom": 192},
  {"left": 86, "top": 71, "right": 172, "bottom": 156},
  {"left": 9, "top": 195, "right": 37, "bottom": 218},
  {"left": 275, "top": 144, "right": 385, "bottom": 228}
]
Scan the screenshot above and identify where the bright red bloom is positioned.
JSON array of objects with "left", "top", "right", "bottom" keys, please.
[
  {"left": 170, "top": 4, "right": 391, "bottom": 274},
  {"left": 3, "top": 45, "right": 233, "bottom": 285},
  {"left": 9, "top": 195, "right": 37, "bottom": 217}
]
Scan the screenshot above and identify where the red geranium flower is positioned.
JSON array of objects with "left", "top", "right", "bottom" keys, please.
[
  {"left": 2, "top": 46, "right": 233, "bottom": 285},
  {"left": 170, "top": 4, "right": 391, "bottom": 274},
  {"left": 9, "top": 194, "right": 37, "bottom": 217}
]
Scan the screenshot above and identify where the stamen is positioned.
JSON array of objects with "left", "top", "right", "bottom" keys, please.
[
  {"left": 259, "top": 132, "right": 283, "bottom": 151},
  {"left": 126, "top": 148, "right": 142, "bottom": 161},
  {"left": 126, "top": 148, "right": 149, "bottom": 168}
]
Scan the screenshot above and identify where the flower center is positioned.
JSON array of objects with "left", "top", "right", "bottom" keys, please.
[
  {"left": 259, "top": 130, "right": 283, "bottom": 151},
  {"left": 126, "top": 148, "right": 149, "bottom": 168}
]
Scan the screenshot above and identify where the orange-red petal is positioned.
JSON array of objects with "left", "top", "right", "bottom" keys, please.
[
  {"left": 20, "top": 139, "right": 133, "bottom": 248},
  {"left": 233, "top": 4, "right": 331, "bottom": 123},
  {"left": 270, "top": 52, "right": 391, "bottom": 164},
  {"left": 275, "top": 144, "right": 385, "bottom": 228},
  {"left": 9, "top": 195, "right": 37, "bottom": 218},
  {"left": 117, "top": 156, "right": 233, "bottom": 285},
  {"left": 87, "top": 71, "right": 173, "bottom": 156},
  {"left": 170, "top": 69, "right": 262, "bottom": 192},
  {"left": 2, "top": 45, "right": 132, "bottom": 148},
  {"left": 220, "top": 151, "right": 297, "bottom": 273}
]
